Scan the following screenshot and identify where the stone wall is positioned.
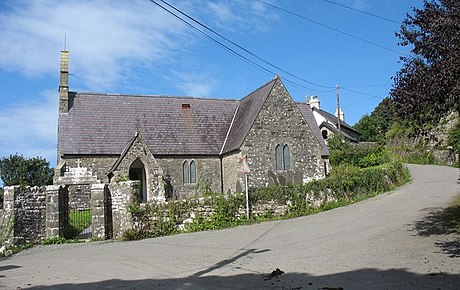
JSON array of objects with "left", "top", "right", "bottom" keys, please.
[
  {"left": 156, "top": 156, "right": 222, "bottom": 198},
  {"left": 68, "top": 184, "right": 91, "bottom": 210},
  {"left": 3, "top": 186, "right": 47, "bottom": 244},
  {"left": 388, "top": 112, "right": 459, "bottom": 165},
  {"left": 111, "top": 136, "right": 164, "bottom": 202},
  {"left": 238, "top": 80, "right": 326, "bottom": 189},
  {"left": 222, "top": 152, "right": 243, "bottom": 194},
  {"left": 54, "top": 156, "right": 116, "bottom": 184},
  {"left": 108, "top": 181, "right": 137, "bottom": 239}
]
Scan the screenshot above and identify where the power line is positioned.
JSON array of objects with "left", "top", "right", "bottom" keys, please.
[
  {"left": 148, "top": 0, "right": 389, "bottom": 100},
  {"left": 155, "top": 0, "right": 334, "bottom": 90},
  {"left": 342, "top": 87, "right": 383, "bottom": 99},
  {"left": 255, "top": 0, "right": 407, "bottom": 56},
  {"left": 148, "top": 0, "right": 333, "bottom": 91},
  {"left": 320, "top": 0, "right": 401, "bottom": 24}
]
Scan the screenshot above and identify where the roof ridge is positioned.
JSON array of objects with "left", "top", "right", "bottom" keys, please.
[
  {"left": 71, "top": 91, "right": 240, "bottom": 102},
  {"left": 239, "top": 77, "right": 277, "bottom": 101}
]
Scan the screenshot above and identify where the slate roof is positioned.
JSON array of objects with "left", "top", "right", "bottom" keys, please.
[
  {"left": 312, "top": 107, "right": 361, "bottom": 143},
  {"left": 59, "top": 93, "right": 238, "bottom": 155},
  {"left": 319, "top": 121, "right": 356, "bottom": 143},
  {"left": 59, "top": 78, "right": 329, "bottom": 157},
  {"left": 312, "top": 107, "right": 358, "bottom": 133},
  {"left": 220, "top": 78, "right": 276, "bottom": 154},
  {"left": 296, "top": 103, "right": 330, "bottom": 157}
]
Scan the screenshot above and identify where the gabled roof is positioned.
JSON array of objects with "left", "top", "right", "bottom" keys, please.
[
  {"left": 59, "top": 93, "right": 238, "bottom": 155},
  {"left": 220, "top": 78, "right": 277, "bottom": 154},
  {"left": 58, "top": 77, "right": 329, "bottom": 157},
  {"left": 312, "top": 107, "right": 359, "bottom": 134},
  {"left": 296, "top": 103, "right": 330, "bottom": 157},
  {"left": 319, "top": 121, "right": 357, "bottom": 143}
]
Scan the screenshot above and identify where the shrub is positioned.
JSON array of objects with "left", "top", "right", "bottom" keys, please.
[
  {"left": 329, "top": 137, "right": 390, "bottom": 168},
  {"left": 121, "top": 162, "right": 410, "bottom": 240}
]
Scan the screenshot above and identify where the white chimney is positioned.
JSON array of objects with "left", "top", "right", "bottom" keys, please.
[
  {"left": 335, "top": 107, "right": 345, "bottom": 121},
  {"left": 310, "top": 96, "right": 320, "bottom": 110}
]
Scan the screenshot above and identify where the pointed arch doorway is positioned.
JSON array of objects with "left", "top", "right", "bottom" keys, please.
[{"left": 129, "top": 159, "right": 147, "bottom": 202}]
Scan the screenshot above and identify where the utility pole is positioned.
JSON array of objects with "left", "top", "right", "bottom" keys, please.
[{"left": 336, "top": 84, "right": 341, "bottom": 134}]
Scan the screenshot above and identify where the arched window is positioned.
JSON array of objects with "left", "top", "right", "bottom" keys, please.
[
  {"left": 182, "top": 161, "right": 189, "bottom": 184},
  {"left": 275, "top": 144, "right": 290, "bottom": 171},
  {"left": 322, "top": 130, "right": 328, "bottom": 140},
  {"left": 283, "top": 145, "right": 290, "bottom": 170},
  {"left": 275, "top": 145, "right": 283, "bottom": 170},
  {"left": 190, "top": 160, "right": 197, "bottom": 183}
]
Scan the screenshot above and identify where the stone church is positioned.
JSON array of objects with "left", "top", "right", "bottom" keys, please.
[{"left": 54, "top": 50, "right": 329, "bottom": 202}]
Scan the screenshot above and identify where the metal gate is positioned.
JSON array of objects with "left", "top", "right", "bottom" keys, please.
[
  {"left": 60, "top": 185, "right": 92, "bottom": 239},
  {"left": 67, "top": 208, "right": 92, "bottom": 239}
]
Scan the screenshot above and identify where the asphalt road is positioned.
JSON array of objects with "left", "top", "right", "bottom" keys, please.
[{"left": 1, "top": 164, "right": 459, "bottom": 289}]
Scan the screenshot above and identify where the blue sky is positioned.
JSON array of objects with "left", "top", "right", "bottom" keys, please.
[{"left": 0, "top": 0, "right": 423, "bottom": 184}]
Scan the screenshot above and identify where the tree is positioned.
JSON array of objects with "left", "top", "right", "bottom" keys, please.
[
  {"left": 391, "top": 0, "right": 460, "bottom": 129},
  {"left": 354, "top": 97, "right": 396, "bottom": 142},
  {"left": 0, "top": 154, "right": 54, "bottom": 187}
]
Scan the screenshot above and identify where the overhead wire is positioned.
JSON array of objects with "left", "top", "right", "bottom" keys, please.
[
  {"left": 158, "top": 0, "right": 334, "bottom": 89},
  {"left": 320, "top": 0, "right": 401, "bottom": 24},
  {"left": 148, "top": 0, "right": 389, "bottom": 102},
  {"left": 148, "top": 0, "right": 334, "bottom": 92},
  {"left": 255, "top": 0, "right": 407, "bottom": 56}
]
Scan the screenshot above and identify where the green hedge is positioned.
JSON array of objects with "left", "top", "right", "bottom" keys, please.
[
  {"left": 123, "top": 162, "right": 410, "bottom": 240},
  {"left": 251, "top": 162, "right": 410, "bottom": 217}
]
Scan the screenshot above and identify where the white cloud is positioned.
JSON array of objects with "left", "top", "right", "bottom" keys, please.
[
  {"left": 0, "top": 90, "right": 58, "bottom": 165},
  {"left": 0, "top": 0, "right": 279, "bottom": 93},
  {"left": 0, "top": 0, "right": 187, "bottom": 91},
  {"left": 204, "top": 0, "right": 280, "bottom": 33},
  {"left": 167, "top": 70, "right": 217, "bottom": 97},
  {"left": 349, "top": 0, "right": 369, "bottom": 10}
]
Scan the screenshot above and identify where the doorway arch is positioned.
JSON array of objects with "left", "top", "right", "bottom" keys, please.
[{"left": 129, "top": 159, "right": 147, "bottom": 202}]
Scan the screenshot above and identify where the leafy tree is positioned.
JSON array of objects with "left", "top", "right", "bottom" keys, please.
[
  {"left": 354, "top": 97, "right": 396, "bottom": 142},
  {"left": 0, "top": 154, "right": 54, "bottom": 187},
  {"left": 391, "top": 0, "right": 460, "bottom": 129}
]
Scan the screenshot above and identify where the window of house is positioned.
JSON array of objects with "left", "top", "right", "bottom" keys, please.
[
  {"left": 182, "top": 161, "right": 189, "bottom": 184},
  {"left": 283, "top": 145, "right": 290, "bottom": 170},
  {"left": 275, "top": 145, "right": 283, "bottom": 170},
  {"left": 322, "top": 130, "right": 328, "bottom": 140},
  {"left": 190, "top": 161, "right": 196, "bottom": 183},
  {"left": 183, "top": 160, "right": 197, "bottom": 184},
  {"left": 275, "top": 144, "right": 290, "bottom": 171}
]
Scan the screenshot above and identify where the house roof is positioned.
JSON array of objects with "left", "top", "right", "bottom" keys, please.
[
  {"left": 59, "top": 93, "right": 238, "bottom": 155},
  {"left": 312, "top": 107, "right": 358, "bottom": 133},
  {"left": 220, "top": 78, "right": 276, "bottom": 154},
  {"left": 59, "top": 78, "right": 329, "bottom": 157},
  {"left": 296, "top": 103, "right": 330, "bottom": 157},
  {"left": 319, "top": 121, "right": 357, "bottom": 142}
]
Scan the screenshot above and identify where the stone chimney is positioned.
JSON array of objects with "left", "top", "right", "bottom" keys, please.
[
  {"left": 59, "top": 50, "right": 69, "bottom": 113},
  {"left": 335, "top": 107, "right": 345, "bottom": 121},
  {"left": 310, "top": 95, "right": 320, "bottom": 110}
]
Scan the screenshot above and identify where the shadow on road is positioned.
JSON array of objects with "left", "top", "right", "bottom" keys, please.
[
  {"left": 25, "top": 268, "right": 459, "bottom": 289},
  {"left": 413, "top": 205, "right": 460, "bottom": 258}
]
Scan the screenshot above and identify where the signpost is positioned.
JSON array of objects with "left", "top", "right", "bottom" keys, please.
[{"left": 240, "top": 155, "right": 251, "bottom": 221}]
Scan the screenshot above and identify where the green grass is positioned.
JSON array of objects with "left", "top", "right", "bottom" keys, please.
[{"left": 69, "top": 209, "right": 92, "bottom": 233}]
